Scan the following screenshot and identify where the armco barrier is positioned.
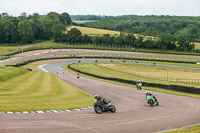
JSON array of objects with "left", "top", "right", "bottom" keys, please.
[{"left": 68, "top": 64, "right": 200, "bottom": 94}]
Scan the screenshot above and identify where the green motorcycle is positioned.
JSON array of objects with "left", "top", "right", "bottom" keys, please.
[
  {"left": 137, "top": 83, "right": 142, "bottom": 90},
  {"left": 146, "top": 95, "right": 159, "bottom": 107}
]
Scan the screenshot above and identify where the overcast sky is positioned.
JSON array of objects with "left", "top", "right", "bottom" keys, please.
[{"left": 1, "top": 0, "right": 200, "bottom": 16}]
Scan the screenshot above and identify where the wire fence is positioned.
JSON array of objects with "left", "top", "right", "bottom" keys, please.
[
  {"left": 133, "top": 72, "right": 200, "bottom": 85},
  {"left": 60, "top": 42, "right": 133, "bottom": 50}
]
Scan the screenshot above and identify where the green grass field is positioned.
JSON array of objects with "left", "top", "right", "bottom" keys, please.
[
  {"left": 0, "top": 67, "right": 93, "bottom": 112},
  {"left": 67, "top": 25, "right": 120, "bottom": 35}
]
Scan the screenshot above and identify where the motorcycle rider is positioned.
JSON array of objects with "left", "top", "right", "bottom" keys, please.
[
  {"left": 77, "top": 73, "right": 80, "bottom": 79},
  {"left": 136, "top": 80, "right": 142, "bottom": 90},
  {"left": 94, "top": 94, "right": 108, "bottom": 108},
  {"left": 146, "top": 91, "right": 158, "bottom": 105}
]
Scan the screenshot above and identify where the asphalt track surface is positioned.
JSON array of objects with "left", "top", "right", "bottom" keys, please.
[{"left": 0, "top": 49, "right": 200, "bottom": 133}]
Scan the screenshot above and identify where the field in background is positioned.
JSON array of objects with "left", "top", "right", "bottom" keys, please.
[
  {"left": 67, "top": 25, "right": 120, "bottom": 35},
  {"left": 195, "top": 42, "right": 200, "bottom": 50}
]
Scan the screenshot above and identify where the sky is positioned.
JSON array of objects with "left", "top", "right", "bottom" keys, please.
[{"left": 1, "top": 0, "right": 200, "bottom": 16}]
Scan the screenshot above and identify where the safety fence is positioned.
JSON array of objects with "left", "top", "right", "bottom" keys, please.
[{"left": 131, "top": 72, "right": 200, "bottom": 85}]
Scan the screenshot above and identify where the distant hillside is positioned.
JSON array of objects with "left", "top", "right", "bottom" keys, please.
[
  {"left": 84, "top": 15, "right": 200, "bottom": 38},
  {"left": 71, "top": 15, "right": 103, "bottom": 20}
]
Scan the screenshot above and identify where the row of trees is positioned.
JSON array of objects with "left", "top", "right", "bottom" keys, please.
[
  {"left": 0, "top": 12, "right": 71, "bottom": 44},
  {"left": 56, "top": 28, "right": 195, "bottom": 51}
]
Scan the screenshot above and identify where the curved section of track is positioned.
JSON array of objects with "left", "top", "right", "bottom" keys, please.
[{"left": 0, "top": 50, "right": 200, "bottom": 133}]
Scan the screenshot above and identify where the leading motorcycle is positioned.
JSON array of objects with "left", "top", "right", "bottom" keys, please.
[{"left": 94, "top": 99, "right": 116, "bottom": 114}]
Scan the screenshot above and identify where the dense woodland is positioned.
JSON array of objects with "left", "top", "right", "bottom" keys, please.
[
  {"left": 82, "top": 15, "right": 200, "bottom": 37},
  {"left": 0, "top": 12, "right": 71, "bottom": 44},
  {"left": 0, "top": 13, "right": 199, "bottom": 52},
  {"left": 73, "top": 15, "right": 200, "bottom": 51}
]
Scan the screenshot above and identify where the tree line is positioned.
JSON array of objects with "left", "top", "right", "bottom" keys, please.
[
  {"left": 56, "top": 28, "right": 195, "bottom": 51},
  {"left": 71, "top": 15, "right": 103, "bottom": 21},
  {"left": 0, "top": 13, "right": 198, "bottom": 51},
  {"left": 0, "top": 12, "right": 71, "bottom": 44}
]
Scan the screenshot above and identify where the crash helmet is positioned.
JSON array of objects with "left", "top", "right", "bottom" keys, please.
[
  {"left": 138, "top": 80, "right": 140, "bottom": 82},
  {"left": 146, "top": 91, "right": 149, "bottom": 94},
  {"left": 94, "top": 94, "right": 99, "bottom": 99}
]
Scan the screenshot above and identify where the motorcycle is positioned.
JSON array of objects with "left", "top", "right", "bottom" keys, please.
[
  {"left": 94, "top": 99, "right": 116, "bottom": 114},
  {"left": 146, "top": 95, "right": 159, "bottom": 107},
  {"left": 137, "top": 83, "right": 142, "bottom": 90}
]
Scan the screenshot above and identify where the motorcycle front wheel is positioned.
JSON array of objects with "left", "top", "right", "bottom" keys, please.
[
  {"left": 109, "top": 105, "right": 116, "bottom": 113},
  {"left": 149, "top": 100, "right": 154, "bottom": 107},
  {"left": 94, "top": 106, "right": 102, "bottom": 114}
]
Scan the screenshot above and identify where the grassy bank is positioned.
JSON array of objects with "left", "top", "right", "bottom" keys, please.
[
  {"left": 0, "top": 70, "right": 93, "bottom": 112},
  {"left": 0, "top": 46, "right": 20, "bottom": 56},
  {"left": 0, "top": 66, "right": 29, "bottom": 82}
]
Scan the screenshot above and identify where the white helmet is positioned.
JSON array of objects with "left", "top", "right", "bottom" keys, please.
[
  {"left": 94, "top": 94, "right": 99, "bottom": 98},
  {"left": 146, "top": 91, "right": 149, "bottom": 94},
  {"left": 138, "top": 80, "right": 140, "bottom": 81}
]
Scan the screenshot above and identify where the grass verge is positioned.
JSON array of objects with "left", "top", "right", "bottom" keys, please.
[
  {"left": 164, "top": 124, "right": 200, "bottom": 133},
  {"left": 0, "top": 70, "right": 93, "bottom": 112}
]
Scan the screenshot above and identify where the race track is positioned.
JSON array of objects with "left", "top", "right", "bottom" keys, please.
[{"left": 0, "top": 49, "right": 200, "bottom": 133}]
